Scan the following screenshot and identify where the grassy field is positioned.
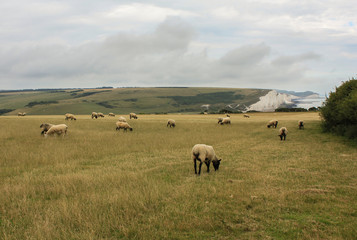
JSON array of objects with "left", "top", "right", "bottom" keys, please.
[
  {"left": 0, "top": 112, "right": 356, "bottom": 239},
  {"left": 0, "top": 87, "right": 269, "bottom": 115}
]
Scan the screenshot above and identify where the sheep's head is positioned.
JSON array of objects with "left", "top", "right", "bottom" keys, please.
[
  {"left": 212, "top": 159, "right": 221, "bottom": 171},
  {"left": 129, "top": 128, "right": 133, "bottom": 131}
]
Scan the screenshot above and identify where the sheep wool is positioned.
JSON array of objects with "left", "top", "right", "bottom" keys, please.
[
  {"left": 243, "top": 114, "right": 250, "bottom": 118},
  {"left": 65, "top": 113, "right": 76, "bottom": 120},
  {"left": 116, "top": 121, "right": 133, "bottom": 131},
  {"left": 167, "top": 119, "right": 176, "bottom": 128},
  {"left": 129, "top": 113, "right": 138, "bottom": 119},
  {"left": 298, "top": 120, "right": 304, "bottom": 129},
  {"left": 91, "top": 112, "right": 98, "bottom": 119},
  {"left": 217, "top": 117, "right": 224, "bottom": 124},
  {"left": 118, "top": 116, "right": 127, "bottom": 122},
  {"left": 278, "top": 127, "right": 288, "bottom": 141},
  {"left": 220, "top": 117, "right": 231, "bottom": 125},
  {"left": 192, "top": 144, "right": 221, "bottom": 175},
  {"left": 108, "top": 113, "right": 115, "bottom": 117},
  {"left": 98, "top": 112, "right": 105, "bottom": 118},
  {"left": 44, "top": 124, "right": 68, "bottom": 138},
  {"left": 40, "top": 123, "right": 54, "bottom": 135},
  {"left": 267, "top": 120, "right": 278, "bottom": 128}
]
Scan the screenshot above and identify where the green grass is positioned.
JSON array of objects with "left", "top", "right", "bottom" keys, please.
[
  {"left": 0, "top": 87, "right": 270, "bottom": 115},
  {"left": 0, "top": 112, "right": 356, "bottom": 239}
]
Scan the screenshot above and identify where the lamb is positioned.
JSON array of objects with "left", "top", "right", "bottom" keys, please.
[
  {"left": 18, "top": 112, "right": 26, "bottom": 116},
  {"left": 91, "top": 112, "right": 98, "bottom": 119},
  {"left": 129, "top": 113, "right": 138, "bottom": 119},
  {"left": 220, "top": 117, "right": 231, "bottom": 125},
  {"left": 116, "top": 121, "right": 133, "bottom": 131},
  {"left": 118, "top": 116, "right": 127, "bottom": 122},
  {"left": 40, "top": 123, "right": 53, "bottom": 135},
  {"left": 217, "top": 117, "right": 224, "bottom": 124},
  {"left": 167, "top": 119, "right": 176, "bottom": 128},
  {"left": 267, "top": 120, "right": 278, "bottom": 128},
  {"left": 98, "top": 112, "right": 105, "bottom": 118},
  {"left": 65, "top": 113, "right": 76, "bottom": 120},
  {"left": 298, "top": 120, "right": 304, "bottom": 129},
  {"left": 243, "top": 114, "right": 250, "bottom": 118},
  {"left": 278, "top": 127, "right": 288, "bottom": 141},
  {"left": 192, "top": 144, "right": 221, "bottom": 175},
  {"left": 44, "top": 124, "right": 68, "bottom": 138},
  {"left": 108, "top": 113, "right": 115, "bottom": 117}
]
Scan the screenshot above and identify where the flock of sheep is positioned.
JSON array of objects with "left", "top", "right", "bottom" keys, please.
[{"left": 36, "top": 112, "right": 304, "bottom": 175}]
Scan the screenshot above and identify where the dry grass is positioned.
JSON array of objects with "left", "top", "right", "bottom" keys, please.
[{"left": 0, "top": 112, "right": 356, "bottom": 239}]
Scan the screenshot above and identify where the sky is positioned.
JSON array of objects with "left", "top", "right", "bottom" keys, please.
[{"left": 0, "top": 0, "right": 356, "bottom": 94}]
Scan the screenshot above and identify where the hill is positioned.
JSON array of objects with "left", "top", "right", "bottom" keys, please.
[{"left": 0, "top": 87, "right": 270, "bottom": 115}]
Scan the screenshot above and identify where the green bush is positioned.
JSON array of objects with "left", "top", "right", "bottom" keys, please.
[{"left": 320, "top": 78, "right": 357, "bottom": 138}]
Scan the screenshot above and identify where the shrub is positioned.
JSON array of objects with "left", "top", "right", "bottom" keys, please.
[{"left": 320, "top": 78, "right": 357, "bottom": 138}]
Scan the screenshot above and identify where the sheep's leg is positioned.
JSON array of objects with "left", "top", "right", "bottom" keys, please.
[
  {"left": 205, "top": 162, "right": 210, "bottom": 173},
  {"left": 198, "top": 162, "right": 203, "bottom": 175},
  {"left": 194, "top": 159, "right": 197, "bottom": 174}
]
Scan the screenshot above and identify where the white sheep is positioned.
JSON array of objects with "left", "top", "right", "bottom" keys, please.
[
  {"left": 65, "top": 113, "right": 76, "bottom": 120},
  {"left": 18, "top": 112, "right": 26, "bottom": 116},
  {"left": 220, "top": 117, "right": 231, "bottom": 125},
  {"left": 298, "top": 120, "right": 304, "bottom": 130},
  {"left": 278, "top": 127, "right": 288, "bottom": 141},
  {"left": 217, "top": 117, "right": 224, "bottom": 124},
  {"left": 98, "top": 112, "right": 105, "bottom": 118},
  {"left": 118, "top": 116, "right": 127, "bottom": 122},
  {"left": 129, "top": 113, "right": 138, "bottom": 119},
  {"left": 40, "top": 123, "right": 53, "bottom": 135},
  {"left": 167, "top": 119, "right": 176, "bottom": 128},
  {"left": 267, "top": 120, "right": 278, "bottom": 128},
  {"left": 116, "top": 121, "right": 133, "bottom": 131},
  {"left": 44, "top": 124, "right": 68, "bottom": 138},
  {"left": 108, "top": 113, "right": 115, "bottom": 117},
  {"left": 243, "top": 114, "right": 250, "bottom": 118},
  {"left": 91, "top": 112, "right": 98, "bottom": 119},
  {"left": 192, "top": 144, "right": 221, "bottom": 175}
]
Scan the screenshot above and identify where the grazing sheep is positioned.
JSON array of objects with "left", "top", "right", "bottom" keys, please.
[
  {"left": 278, "top": 127, "right": 288, "bottom": 141},
  {"left": 192, "top": 144, "right": 221, "bottom": 175},
  {"left": 108, "top": 113, "right": 115, "bottom": 117},
  {"left": 298, "top": 120, "right": 304, "bottom": 129},
  {"left": 44, "top": 124, "right": 68, "bottom": 138},
  {"left": 167, "top": 119, "right": 176, "bottom": 128},
  {"left": 217, "top": 117, "right": 224, "bottom": 124},
  {"left": 97, "top": 112, "right": 104, "bottom": 118},
  {"left": 116, "top": 121, "right": 133, "bottom": 131},
  {"left": 118, "top": 116, "right": 127, "bottom": 122},
  {"left": 40, "top": 123, "right": 53, "bottom": 135},
  {"left": 91, "top": 112, "right": 98, "bottom": 119},
  {"left": 65, "top": 113, "right": 76, "bottom": 120},
  {"left": 243, "top": 114, "right": 250, "bottom": 118},
  {"left": 17, "top": 112, "right": 26, "bottom": 116},
  {"left": 220, "top": 117, "right": 231, "bottom": 125},
  {"left": 267, "top": 120, "right": 278, "bottom": 128},
  {"left": 129, "top": 113, "right": 138, "bottom": 119}
]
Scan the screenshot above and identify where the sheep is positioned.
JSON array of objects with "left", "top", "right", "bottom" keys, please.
[
  {"left": 98, "top": 112, "right": 105, "bottom": 118},
  {"left": 91, "top": 112, "right": 98, "bottom": 119},
  {"left": 243, "top": 114, "right": 250, "bottom": 118},
  {"left": 298, "top": 120, "right": 304, "bottom": 130},
  {"left": 118, "top": 116, "right": 127, "bottom": 122},
  {"left": 278, "top": 127, "right": 288, "bottom": 141},
  {"left": 192, "top": 144, "right": 221, "bottom": 175},
  {"left": 129, "top": 113, "right": 138, "bottom": 119},
  {"left": 108, "top": 113, "right": 115, "bottom": 117},
  {"left": 40, "top": 123, "right": 53, "bottom": 135},
  {"left": 220, "top": 117, "right": 231, "bottom": 125},
  {"left": 226, "top": 114, "right": 230, "bottom": 117},
  {"left": 217, "top": 117, "right": 224, "bottom": 124},
  {"left": 116, "top": 121, "right": 133, "bottom": 131},
  {"left": 167, "top": 119, "right": 176, "bottom": 128},
  {"left": 267, "top": 120, "right": 278, "bottom": 128},
  {"left": 44, "top": 124, "right": 68, "bottom": 138},
  {"left": 65, "top": 113, "right": 76, "bottom": 120},
  {"left": 17, "top": 112, "right": 26, "bottom": 116}
]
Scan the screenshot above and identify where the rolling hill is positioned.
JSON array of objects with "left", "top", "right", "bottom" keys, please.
[{"left": 0, "top": 87, "right": 271, "bottom": 115}]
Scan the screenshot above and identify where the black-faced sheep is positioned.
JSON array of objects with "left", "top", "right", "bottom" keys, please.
[
  {"left": 91, "top": 112, "right": 98, "bottom": 119},
  {"left": 108, "top": 113, "right": 115, "bottom": 117},
  {"left": 217, "top": 117, "right": 224, "bottom": 124},
  {"left": 298, "top": 120, "right": 304, "bottom": 129},
  {"left": 118, "top": 116, "right": 127, "bottom": 122},
  {"left": 167, "top": 119, "right": 176, "bottom": 128},
  {"left": 65, "top": 113, "right": 76, "bottom": 120},
  {"left": 116, "top": 121, "right": 133, "bottom": 131},
  {"left": 40, "top": 123, "right": 53, "bottom": 135},
  {"left": 129, "top": 113, "right": 138, "bottom": 119},
  {"left": 98, "top": 112, "right": 105, "bottom": 118},
  {"left": 18, "top": 112, "right": 26, "bottom": 116},
  {"left": 267, "top": 120, "right": 278, "bottom": 128},
  {"left": 44, "top": 124, "right": 68, "bottom": 138},
  {"left": 192, "top": 144, "right": 221, "bottom": 175},
  {"left": 220, "top": 117, "right": 231, "bottom": 125},
  {"left": 278, "top": 127, "right": 288, "bottom": 141},
  {"left": 243, "top": 114, "right": 250, "bottom": 118}
]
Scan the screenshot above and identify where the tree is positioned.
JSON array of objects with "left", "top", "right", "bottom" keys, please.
[{"left": 320, "top": 78, "right": 357, "bottom": 138}]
